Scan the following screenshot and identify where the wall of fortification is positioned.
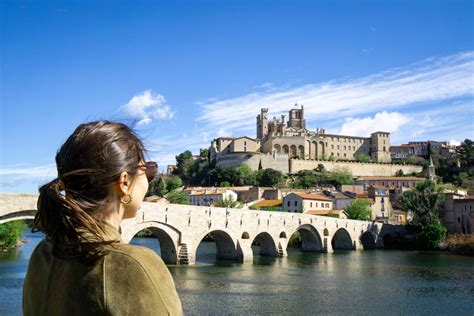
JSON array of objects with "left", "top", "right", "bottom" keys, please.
[
  {"left": 289, "top": 159, "right": 423, "bottom": 176},
  {"left": 215, "top": 153, "right": 289, "bottom": 173}
]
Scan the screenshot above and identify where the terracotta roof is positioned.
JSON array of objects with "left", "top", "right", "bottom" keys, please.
[
  {"left": 304, "top": 210, "right": 345, "bottom": 215},
  {"left": 356, "top": 176, "right": 426, "bottom": 181},
  {"left": 254, "top": 199, "right": 283, "bottom": 207},
  {"left": 356, "top": 193, "right": 369, "bottom": 198},
  {"left": 292, "top": 193, "right": 332, "bottom": 201}
]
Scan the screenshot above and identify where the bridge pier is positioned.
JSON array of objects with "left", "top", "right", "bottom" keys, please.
[
  {"left": 236, "top": 239, "right": 253, "bottom": 262},
  {"left": 323, "top": 237, "right": 333, "bottom": 253}
]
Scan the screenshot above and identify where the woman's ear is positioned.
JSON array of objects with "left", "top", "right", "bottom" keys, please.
[{"left": 118, "top": 171, "right": 130, "bottom": 195}]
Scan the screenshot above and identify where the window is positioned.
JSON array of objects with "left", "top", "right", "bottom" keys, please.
[
  {"left": 458, "top": 217, "right": 461, "bottom": 223},
  {"left": 294, "top": 201, "right": 297, "bottom": 206},
  {"left": 310, "top": 202, "right": 313, "bottom": 207},
  {"left": 337, "top": 153, "right": 340, "bottom": 156},
  {"left": 331, "top": 144, "right": 334, "bottom": 149},
  {"left": 344, "top": 146, "right": 346, "bottom": 150},
  {"left": 344, "top": 153, "right": 347, "bottom": 157},
  {"left": 337, "top": 145, "right": 340, "bottom": 149},
  {"left": 287, "top": 201, "right": 290, "bottom": 207},
  {"left": 315, "top": 202, "right": 319, "bottom": 208}
]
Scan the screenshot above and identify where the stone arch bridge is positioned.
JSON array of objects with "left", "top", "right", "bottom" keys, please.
[{"left": 1, "top": 193, "right": 386, "bottom": 265}]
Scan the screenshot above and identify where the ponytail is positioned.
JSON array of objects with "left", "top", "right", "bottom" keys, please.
[{"left": 34, "top": 172, "right": 115, "bottom": 264}]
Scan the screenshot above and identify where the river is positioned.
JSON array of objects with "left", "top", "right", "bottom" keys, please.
[{"left": 1, "top": 230, "right": 473, "bottom": 315}]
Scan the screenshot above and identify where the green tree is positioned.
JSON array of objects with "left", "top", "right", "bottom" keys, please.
[
  {"left": 344, "top": 199, "right": 372, "bottom": 220},
  {"left": 331, "top": 169, "right": 354, "bottom": 185},
  {"left": 219, "top": 181, "right": 231, "bottom": 187},
  {"left": 214, "top": 197, "right": 242, "bottom": 208},
  {"left": 397, "top": 180, "right": 445, "bottom": 226},
  {"left": 166, "top": 176, "right": 183, "bottom": 191},
  {"left": 355, "top": 153, "right": 372, "bottom": 162},
  {"left": 257, "top": 168, "right": 284, "bottom": 187},
  {"left": 165, "top": 190, "right": 190, "bottom": 205},
  {"left": 457, "top": 139, "right": 474, "bottom": 168},
  {"left": 236, "top": 164, "right": 257, "bottom": 186},
  {"left": 0, "top": 220, "right": 26, "bottom": 250},
  {"left": 199, "top": 148, "right": 209, "bottom": 159},
  {"left": 417, "top": 219, "right": 447, "bottom": 250},
  {"left": 395, "top": 169, "right": 404, "bottom": 177},
  {"left": 147, "top": 177, "right": 168, "bottom": 197},
  {"left": 174, "top": 150, "right": 193, "bottom": 184}
]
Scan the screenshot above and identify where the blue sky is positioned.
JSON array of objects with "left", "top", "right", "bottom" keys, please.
[{"left": 1, "top": 0, "right": 473, "bottom": 193}]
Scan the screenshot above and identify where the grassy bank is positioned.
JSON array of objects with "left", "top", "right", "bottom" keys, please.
[{"left": 441, "top": 234, "right": 474, "bottom": 256}]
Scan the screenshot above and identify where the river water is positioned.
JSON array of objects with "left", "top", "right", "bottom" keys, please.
[{"left": 1, "top": 230, "right": 473, "bottom": 315}]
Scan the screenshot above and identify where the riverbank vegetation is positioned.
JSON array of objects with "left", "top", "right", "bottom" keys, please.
[
  {"left": 0, "top": 220, "right": 26, "bottom": 251},
  {"left": 441, "top": 234, "right": 474, "bottom": 256}
]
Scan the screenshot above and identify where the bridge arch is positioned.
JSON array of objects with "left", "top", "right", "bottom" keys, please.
[
  {"left": 251, "top": 232, "right": 278, "bottom": 256},
  {"left": 123, "top": 221, "right": 180, "bottom": 264},
  {"left": 195, "top": 229, "right": 238, "bottom": 261},
  {"left": 360, "top": 231, "right": 376, "bottom": 250},
  {"left": 0, "top": 210, "right": 36, "bottom": 225},
  {"left": 289, "top": 224, "right": 323, "bottom": 252},
  {"left": 331, "top": 228, "right": 354, "bottom": 250}
]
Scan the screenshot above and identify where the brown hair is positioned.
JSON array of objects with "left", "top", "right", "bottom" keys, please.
[{"left": 34, "top": 121, "right": 146, "bottom": 263}]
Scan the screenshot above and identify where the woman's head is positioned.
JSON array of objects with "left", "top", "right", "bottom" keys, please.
[{"left": 35, "top": 121, "right": 156, "bottom": 260}]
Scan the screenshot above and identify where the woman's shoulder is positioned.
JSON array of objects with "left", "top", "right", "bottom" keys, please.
[
  {"left": 103, "top": 243, "right": 183, "bottom": 315},
  {"left": 105, "top": 243, "right": 163, "bottom": 265}
]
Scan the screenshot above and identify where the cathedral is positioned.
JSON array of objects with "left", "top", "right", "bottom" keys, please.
[{"left": 210, "top": 105, "right": 391, "bottom": 164}]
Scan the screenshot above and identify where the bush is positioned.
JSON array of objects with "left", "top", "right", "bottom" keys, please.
[
  {"left": 416, "top": 220, "right": 447, "bottom": 250},
  {"left": 0, "top": 220, "right": 26, "bottom": 250}
]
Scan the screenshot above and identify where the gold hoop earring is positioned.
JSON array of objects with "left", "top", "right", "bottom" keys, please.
[{"left": 120, "top": 194, "right": 133, "bottom": 205}]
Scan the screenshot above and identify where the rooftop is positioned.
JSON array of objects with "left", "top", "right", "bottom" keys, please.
[
  {"left": 291, "top": 193, "right": 333, "bottom": 201},
  {"left": 254, "top": 199, "right": 283, "bottom": 207}
]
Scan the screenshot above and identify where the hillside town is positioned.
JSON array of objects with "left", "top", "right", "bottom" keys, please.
[{"left": 146, "top": 106, "right": 474, "bottom": 237}]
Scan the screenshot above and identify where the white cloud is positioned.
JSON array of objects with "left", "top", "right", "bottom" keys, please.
[
  {"left": 338, "top": 111, "right": 411, "bottom": 137},
  {"left": 121, "top": 89, "right": 174, "bottom": 125},
  {"left": 0, "top": 164, "right": 56, "bottom": 177},
  {"left": 196, "top": 51, "right": 474, "bottom": 135}
]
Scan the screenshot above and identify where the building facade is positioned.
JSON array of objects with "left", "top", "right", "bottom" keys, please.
[
  {"left": 355, "top": 176, "right": 426, "bottom": 191},
  {"left": 282, "top": 193, "right": 333, "bottom": 213},
  {"left": 210, "top": 105, "right": 392, "bottom": 164}
]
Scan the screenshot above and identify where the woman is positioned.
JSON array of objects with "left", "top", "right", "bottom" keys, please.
[{"left": 23, "top": 121, "right": 183, "bottom": 315}]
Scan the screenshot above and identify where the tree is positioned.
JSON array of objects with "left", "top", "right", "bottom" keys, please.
[
  {"left": 257, "top": 168, "right": 284, "bottom": 187},
  {"left": 236, "top": 164, "right": 257, "bottom": 185},
  {"left": 219, "top": 181, "right": 231, "bottom": 187},
  {"left": 395, "top": 169, "right": 404, "bottom": 177},
  {"left": 147, "top": 177, "right": 168, "bottom": 197},
  {"left": 199, "top": 148, "right": 209, "bottom": 159},
  {"left": 166, "top": 176, "right": 183, "bottom": 191},
  {"left": 214, "top": 197, "right": 242, "bottom": 208},
  {"left": 344, "top": 199, "right": 372, "bottom": 220},
  {"left": 457, "top": 139, "right": 474, "bottom": 168},
  {"left": 417, "top": 219, "right": 447, "bottom": 250},
  {"left": 331, "top": 169, "right": 354, "bottom": 185},
  {"left": 355, "top": 153, "right": 372, "bottom": 162},
  {"left": 0, "top": 220, "right": 26, "bottom": 250},
  {"left": 397, "top": 180, "right": 444, "bottom": 226},
  {"left": 165, "top": 189, "right": 190, "bottom": 205}
]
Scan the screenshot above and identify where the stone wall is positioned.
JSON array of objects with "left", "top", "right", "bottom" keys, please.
[
  {"left": 290, "top": 159, "right": 422, "bottom": 176},
  {"left": 216, "top": 152, "right": 289, "bottom": 173}
]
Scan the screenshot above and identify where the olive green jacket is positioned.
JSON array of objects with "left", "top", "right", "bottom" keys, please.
[{"left": 23, "top": 223, "right": 183, "bottom": 315}]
